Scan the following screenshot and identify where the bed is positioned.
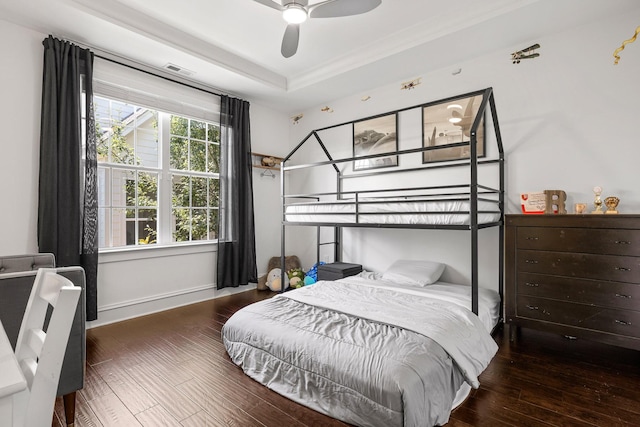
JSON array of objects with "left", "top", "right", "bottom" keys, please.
[
  {"left": 223, "top": 269, "right": 500, "bottom": 426},
  {"left": 224, "top": 88, "right": 504, "bottom": 425}
]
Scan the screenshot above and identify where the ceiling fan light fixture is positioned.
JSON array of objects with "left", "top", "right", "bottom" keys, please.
[{"left": 283, "top": 3, "right": 307, "bottom": 24}]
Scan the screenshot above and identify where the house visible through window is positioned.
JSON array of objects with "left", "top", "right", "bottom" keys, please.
[{"left": 94, "top": 95, "right": 220, "bottom": 248}]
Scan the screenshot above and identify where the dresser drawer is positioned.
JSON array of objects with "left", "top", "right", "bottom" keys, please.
[
  {"left": 516, "top": 250, "right": 640, "bottom": 283},
  {"left": 516, "top": 227, "right": 640, "bottom": 256},
  {"left": 516, "top": 295, "right": 640, "bottom": 339},
  {"left": 516, "top": 272, "right": 640, "bottom": 311}
]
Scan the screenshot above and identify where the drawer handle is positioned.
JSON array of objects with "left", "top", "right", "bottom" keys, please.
[
  {"left": 525, "top": 237, "right": 539, "bottom": 241},
  {"left": 526, "top": 305, "right": 539, "bottom": 310},
  {"left": 525, "top": 260, "right": 539, "bottom": 264},
  {"left": 525, "top": 282, "right": 539, "bottom": 287},
  {"left": 614, "top": 240, "right": 631, "bottom": 245},
  {"left": 615, "top": 319, "right": 632, "bottom": 326},
  {"left": 614, "top": 267, "right": 631, "bottom": 272},
  {"left": 615, "top": 293, "right": 632, "bottom": 299}
]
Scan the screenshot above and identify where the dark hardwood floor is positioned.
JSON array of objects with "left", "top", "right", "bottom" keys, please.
[{"left": 54, "top": 289, "right": 640, "bottom": 426}]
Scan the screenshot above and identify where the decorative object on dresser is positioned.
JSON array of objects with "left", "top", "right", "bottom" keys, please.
[
  {"left": 521, "top": 190, "right": 567, "bottom": 215},
  {"left": 605, "top": 196, "right": 620, "bottom": 214},
  {"left": 591, "top": 186, "right": 604, "bottom": 214},
  {"left": 505, "top": 214, "right": 640, "bottom": 350},
  {"left": 520, "top": 192, "right": 546, "bottom": 214},
  {"left": 543, "top": 190, "right": 566, "bottom": 214}
]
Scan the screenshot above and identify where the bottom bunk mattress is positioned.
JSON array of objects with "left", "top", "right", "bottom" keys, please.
[{"left": 222, "top": 275, "right": 499, "bottom": 427}]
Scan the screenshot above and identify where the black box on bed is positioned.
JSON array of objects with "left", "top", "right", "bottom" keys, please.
[{"left": 318, "top": 262, "right": 362, "bottom": 281}]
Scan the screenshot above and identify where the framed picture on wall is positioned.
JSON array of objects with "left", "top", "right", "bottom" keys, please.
[
  {"left": 353, "top": 113, "right": 398, "bottom": 171},
  {"left": 422, "top": 93, "right": 485, "bottom": 163}
]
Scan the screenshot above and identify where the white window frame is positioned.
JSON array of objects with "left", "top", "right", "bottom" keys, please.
[{"left": 93, "top": 58, "right": 221, "bottom": 254}]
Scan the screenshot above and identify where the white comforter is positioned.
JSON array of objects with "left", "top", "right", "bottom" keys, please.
[
  {"left": 282, "top": 277, "right": 498, "bottom": 388},
  {"left": 223, "top": 276, "right": 499, "bottom": 426}
]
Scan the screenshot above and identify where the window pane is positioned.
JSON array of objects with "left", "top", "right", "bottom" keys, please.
[
  {"left": 97, "top": 167, "right": 109, "bottom": 206},
  {"left": 191, "top": 140, "right": 206, "bottom": 172},
  {"left": 190, "top": 120, "right": 206, "bottom": 141},
  {"left": 207, "top": 143, "right": 220, "bottom": 173},
  {"left": 137, "top": 172, "right": 158, "bottom": 207},
  {"left": 98, "top": 207, "right": 110, "bottom": 248},
  {"left": 192, "top": 177, "right": 207, "bottom": 207},
  {"left": 170, "top": 136, "right": 188, "bottom": 170},
  {"left": 136, "top": 127, "right": 159, "bottom": 168},
  {"left": 110, "top": 106, "right": 136, "bottom": 165},
  {"left": 172, "top": 208, "right": 190, "bottom": 242},
  {"left": 172, "top": 175, "right": 190, "bottom": 208},
  {"left": 138, "top": 208, "right": 157, "bottom": 245},
  {"left": 94, "top": 97, "right": 110, "bottom": 123},
  {"left": 192, "top": 209, "right": 208, "bottom": 240},
  {"left": 111, "top": 207, "right": 128, "bottom": 247},
  {"left": 209, "top": 209, "right": 218, "bottom": 239},
  {"left": 171, "top": 115, "right": 188, "bottom": 137},
  {"left": 111, "top": 169, "right": 134, "bottom": 207},
  {"left": 207, "top": 124, "right": 220, "bottom": 142},
  {"left": 112, "top": 101, "right": 134, "bottom": 122},
  {"left": 208, "top": 178, "right": 219, "bottom": 207},
  {"left": 125, "top": 175, "right": 136, "bottom": 207}
]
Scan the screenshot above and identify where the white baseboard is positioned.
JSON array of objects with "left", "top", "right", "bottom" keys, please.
[{"left": 86, "top": 282, "right": 257, "bottom": 328}]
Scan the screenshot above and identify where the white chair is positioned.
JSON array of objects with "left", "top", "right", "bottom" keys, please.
[{"left": 11, "top": 268, "right": 81, "bottom": 427}]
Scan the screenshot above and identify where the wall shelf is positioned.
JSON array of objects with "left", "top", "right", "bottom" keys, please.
[{"left": 252, "top": 152, "right": 283, "bottom": 178}]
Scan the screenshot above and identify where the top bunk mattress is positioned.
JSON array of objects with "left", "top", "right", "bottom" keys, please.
[{"left": 285, "top": 197, "right": 501, "bottom": 225}]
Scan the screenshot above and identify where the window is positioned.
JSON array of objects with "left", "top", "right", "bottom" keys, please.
[{"left": 95, "top": 96, "right": 220, "bottom": 248}]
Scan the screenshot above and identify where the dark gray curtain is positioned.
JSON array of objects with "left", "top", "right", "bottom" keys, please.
[
  {"left": 217, "top": 96, "right": 257, "bottom": 288},
  {"left": 38, "top": 36, "right": 98, "bottom": 321}
]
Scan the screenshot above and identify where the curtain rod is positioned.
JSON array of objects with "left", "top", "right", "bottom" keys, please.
[{"left": 58, "top": 35, "right": 235, "bottom": 99}]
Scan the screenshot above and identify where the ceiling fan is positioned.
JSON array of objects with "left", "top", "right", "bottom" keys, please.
[{"left": 253, "top": 0, "right": 382, "bottom": 58}]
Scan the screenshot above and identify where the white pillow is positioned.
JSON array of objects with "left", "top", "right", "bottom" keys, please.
[{"left": 382, "top": 259, "right": 445, "bottom": 286}]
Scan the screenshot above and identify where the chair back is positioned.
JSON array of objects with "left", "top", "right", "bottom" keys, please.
[{"left": 12, "top": 268, "right": 81, "bottom": 427}]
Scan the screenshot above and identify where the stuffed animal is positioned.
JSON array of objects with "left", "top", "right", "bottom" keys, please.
[
  {"left": 305, "top": 261, "right": 325, "bottom": 283},
  {"left": 287, "top": 268, "right": 305, "bottom": 289},
  {"left": 258, "top": 255, "right": 301, "bottom": 291},
  {"left": 266, "top": 268, "right": 289, "bottom": 291},
  {"left": 261, "top": 156, "right": 276, "bottom": 167}
]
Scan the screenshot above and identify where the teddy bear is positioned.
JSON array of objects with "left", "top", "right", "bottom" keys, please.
[
  {"left": 287, "top": 268, "right": 305, "bottom": 289},
  {"left": 265, "top": 268, "right": 289, "bottom": 291},
  {"left": 257, "top": 255, "right": 301, "bottom": 291}
]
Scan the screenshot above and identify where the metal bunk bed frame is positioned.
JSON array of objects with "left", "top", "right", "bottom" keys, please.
[{"left": 279, "top": 87, "right": 505, "bottom": 316}]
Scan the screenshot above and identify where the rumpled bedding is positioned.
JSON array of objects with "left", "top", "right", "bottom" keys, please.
[{"left": 222, "top": 276, "right": 498, "bottom": 427}]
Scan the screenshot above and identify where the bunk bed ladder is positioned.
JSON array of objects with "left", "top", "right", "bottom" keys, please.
[{"left": 315, "top": 226, "right": 341, "bottom": 266}]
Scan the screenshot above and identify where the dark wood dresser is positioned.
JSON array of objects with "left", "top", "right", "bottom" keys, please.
[{"left": 505, "top": 214, "right": 640, "bottom": 350}]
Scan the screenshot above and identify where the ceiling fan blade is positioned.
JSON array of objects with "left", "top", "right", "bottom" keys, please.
[
  {"left": 281, "top": 24, "right": 300, "bottom": 58},
  {"left": 252, "top": 0, "right": 283, "bottom": 12},
  {"left": 309, "top": 0, "right": 381, "bottom": 18}
]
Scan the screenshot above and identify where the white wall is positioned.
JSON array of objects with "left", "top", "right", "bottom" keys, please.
[
  {"left": 249, "top": 102, "right": 289, "bottom": 279},
  {"left": 0, "top": 20, "right": 41, "bottom": 255},
  {"left": 284, "top": 8, "right": 640, "bottom": 289},
  {"left": 0, "top": 19, "right": 289, "bottom": 327}
]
